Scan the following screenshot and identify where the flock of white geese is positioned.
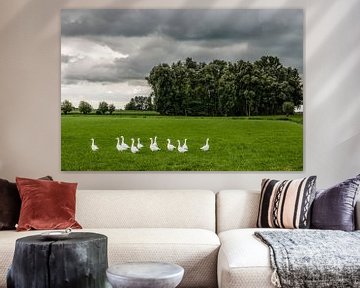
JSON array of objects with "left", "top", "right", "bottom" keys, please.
[{"left": 90, "top": 136, "right": 210, "bottom": 154}]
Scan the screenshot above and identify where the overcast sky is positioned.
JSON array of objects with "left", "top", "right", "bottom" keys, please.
[{"left": 61, "top": 9, "right": 303, "bottom": 109}]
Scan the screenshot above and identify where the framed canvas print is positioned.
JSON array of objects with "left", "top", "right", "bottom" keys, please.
[{"left": 61, "top": 9, "right": 303, "bottom": 171}]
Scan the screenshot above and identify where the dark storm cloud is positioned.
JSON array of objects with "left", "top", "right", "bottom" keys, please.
[
  {"left": 61, "top": 9, "right": 302, "bottom": 41},
  {"left": 61, "top": 9, "right": 303, "bottom": 84},
  {"left": 63, "top": 62, "right": 122, "bottom": 83}
]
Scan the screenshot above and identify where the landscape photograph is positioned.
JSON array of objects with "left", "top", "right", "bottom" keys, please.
[{"left": 61, "top": 9, "right": 304, "bottom": 171}]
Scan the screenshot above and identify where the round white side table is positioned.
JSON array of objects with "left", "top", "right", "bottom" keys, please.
[{"left": 106, "top": 262, "right": 184, "bottom": 288}]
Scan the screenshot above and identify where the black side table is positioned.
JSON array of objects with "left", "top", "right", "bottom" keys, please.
[{"left": 7, "top": 232, "right": 108, "bottom": 288}]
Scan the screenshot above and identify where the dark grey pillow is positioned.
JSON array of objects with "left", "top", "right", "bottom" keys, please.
[
  {"left": 311, "top": 174, "right": 360, "bottom": 231},
  {"left": 0, "top": 179, "right": 20, "bottom": 230}
]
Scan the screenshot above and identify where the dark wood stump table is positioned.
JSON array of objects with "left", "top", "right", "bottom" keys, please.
[{"left": 7, "top": 232, "right": 108, "bottom": 288}]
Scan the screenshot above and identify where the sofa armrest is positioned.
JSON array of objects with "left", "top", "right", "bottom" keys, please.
[{"left": 356, "top": 200, "right": 360, "bottom": 230}]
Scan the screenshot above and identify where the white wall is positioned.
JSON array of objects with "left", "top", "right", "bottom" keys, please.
[{"left": 0, "top": 0, "right": 359, "bottom": 190}]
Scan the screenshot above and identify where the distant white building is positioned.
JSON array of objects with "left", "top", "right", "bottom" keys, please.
[{"left": 295, "top": 105, "right": 303, "bottom": 113}]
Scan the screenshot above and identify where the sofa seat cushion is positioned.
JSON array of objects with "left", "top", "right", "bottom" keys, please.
[
  {"left": 218, "top": 228, "right": 282, "bottom": 288},
  {"left": 0, "top": 228, "right": 220, "bottom": 288},
  {"left": 102, "top": 228, "right": 220, "bottom": 288}
]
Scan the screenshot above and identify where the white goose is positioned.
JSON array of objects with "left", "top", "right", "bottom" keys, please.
[
  {"left": 130, "top": 138, "right": 139, "bottom": 154},
  {"left": 200, "top": 138, "right": 210, "bottom": 151},
  {"left": 153, "top": 136, "right": 160, "bottom": 149},
  {"left": 116, "top": 137, "right": 122, "bottom": 151},
  {"left": 167, "top": 139, "right": 176, "bottom": 151},
  {"left": 177, "top": 140, "right": 187, "bottom": 153},
  {"left": 149, "top": 138, "right": 160, "bottom": 152},
  {"left": 137, "top": 138, "right": 144, "bottom": 150},
  {"left": 120, "top": 136, "right": 129, "bottom": 150},
  {"left": 91, "top": 138, "right": 99, "bottom": 151},
  {"left": 182, "top": 139, "right": 188, "bottom": 151}
]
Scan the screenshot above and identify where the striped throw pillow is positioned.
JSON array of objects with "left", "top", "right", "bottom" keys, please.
[{"left": 257, "top": 176, "right": 317, "bottom": 229}]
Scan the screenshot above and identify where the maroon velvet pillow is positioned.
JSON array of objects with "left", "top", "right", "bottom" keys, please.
[
  {"left": 16, "top": 177, "right": 82, "bottom": 231},
  {"left": 0, "top": 176, "right": 53, "bottom": 230}
]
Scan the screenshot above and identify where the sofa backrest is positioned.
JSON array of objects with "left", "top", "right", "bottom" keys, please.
[
  {"left": 216, "top": 190, "right": 260, "bottom": 233},
  {"left": 76, "top": 190, "right": 216, "bottom": 231},
  {"left": 217, "top": 190, "right": 360, "bottom": 232}
]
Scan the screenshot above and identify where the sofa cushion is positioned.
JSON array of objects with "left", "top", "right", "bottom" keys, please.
[
  {"left": 76, "top": 190, "right": 216, "bottom": 231},
  {"left": 311, "top": 174, "right": 360, "bottom": 231},
  {"left": 217, "top": 228, "right": 279, "bottom": 288},
  {"left": 216, "top": 190, "right": 260, "bottom": 233},
  {"left": 0, "top": 228, "right": 220, "bottom": 288},
  {"left": 16, "top": 177, "right": 82, "bottom": 231},
  {"left": 257, "top": 177, "right": 317, "bottom": 229},
  {"left": 0, "top": 176, "right": 53, "bottom": 230},
  {"left": 0, "top": 179, "right": 20, "bottom": 230}
]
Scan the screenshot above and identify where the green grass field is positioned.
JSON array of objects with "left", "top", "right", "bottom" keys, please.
[{"left": 61, "top": 115, "right": 303, "bottom": 171}]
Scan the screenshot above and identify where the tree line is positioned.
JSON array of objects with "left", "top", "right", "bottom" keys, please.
[
  {"left": 145, "top": 56, "right": 302, "bottom": 116},
  {"left": 61, "top": 100, "right": 116, "bottom": 115},
  {"left": 124, "top": 96, "right": 154, "bottom": 111},
  {"left": 62, "top": 56, "right": 302, "bottom": 117}
]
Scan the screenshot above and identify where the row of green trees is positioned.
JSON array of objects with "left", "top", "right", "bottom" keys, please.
[
  {"left": 146, "top": 56, "right": 302, "bottom": 116},
  {"left": 61, "top": 100, "right": 116, "bottom": 115},
  {"left": 124, "top": 96, "right": 154, "bottom": 111}
]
